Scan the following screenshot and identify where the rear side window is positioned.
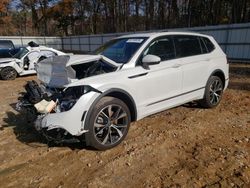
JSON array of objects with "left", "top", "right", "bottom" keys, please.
[
  {"left": 174, "top": 35, "right": 202, "bottom": 58},
  {"left": 199, "top": 37, "right": 208, "bottom": 53},
  {"left": 0, "top": 40, "right": 14, "bottom": 49},
  {"left": 202, "top": 37, "right": 215, "bottom": 52}
]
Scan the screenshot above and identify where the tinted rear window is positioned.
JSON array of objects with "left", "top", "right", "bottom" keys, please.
[
  {"left": 0, "top": 40, "right": 14, "bottom": 49},
  {"left": 174, "top": 35, "right": 202, "bottom": 58}
]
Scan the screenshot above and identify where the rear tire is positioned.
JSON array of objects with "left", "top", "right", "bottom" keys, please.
[
  {"left": 85, "top": 96, "right": 131, "bottom": 150},
  {"left": 0, "top": 67, "right": 17, "bottom": 80},
  {"left": 200, "top": 76, "right": 223, "bottom": 108}
]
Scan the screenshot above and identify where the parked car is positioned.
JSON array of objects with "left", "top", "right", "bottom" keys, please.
[
  {"left": 17, "top": 32, "right": 229, "bottom": 150},
  {"left": 0, "top": 40, "right": 20, "bottom": 58},
  {"left": 0, "top": 41, "right": 66, "bottom": 80}
]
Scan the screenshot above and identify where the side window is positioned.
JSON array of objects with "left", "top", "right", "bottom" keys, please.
[
  {"left": 27, "top": 51, "right": 40, "bottom": 61},
  {"left": 40, "top": 50, "right": 57, "bottom": 57},
  {"left": 199, "top": 37, "right": 208, "bottom": 53},
  {"left": 174, "top": 35, "right": 202, "bottom": 58},
  {"left": 202, "top": 37, "right": 215, "bottom": 52},
  {"left": 0, "top": 40, "right": 14, "bottom": 49},
  {"left": 143, "top": 37, "right": 175, "bottom": 61}
]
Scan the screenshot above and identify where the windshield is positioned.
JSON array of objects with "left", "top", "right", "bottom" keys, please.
[
  {"left": 13, "top": 47, "right": 29, "bottom": 59},
  {"left": 94, "top": 37, "right": 147, "bottom": 64}
]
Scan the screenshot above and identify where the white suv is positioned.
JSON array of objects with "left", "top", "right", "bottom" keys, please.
[
  {"left": 0, "top": 42, "right": 66, "bottom": 80},
  {"left": 17, "top": 32, "right": 229, "bottom": 150}
]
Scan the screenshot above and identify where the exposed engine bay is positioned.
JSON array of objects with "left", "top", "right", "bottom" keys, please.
[
  {"left": 19, "top": 80, "right": 102, "bottom": 113},
  {"left": 71, "top": 59, "right": 116, "bottom": 79}
]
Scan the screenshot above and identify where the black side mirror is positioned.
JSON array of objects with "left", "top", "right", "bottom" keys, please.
[{"left": 142, "top": 54, "right": 161, "bottom": 70}]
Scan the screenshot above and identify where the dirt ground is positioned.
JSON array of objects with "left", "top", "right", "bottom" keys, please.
[{"left": 0, "top": 63, "right": 249, "bottom": 188}]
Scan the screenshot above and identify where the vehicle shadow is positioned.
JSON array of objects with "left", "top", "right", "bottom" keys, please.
[
  {"left": 2, "top": 111, "right": 44, "bottom": 145},
  {"left": 2, "top": 104, "right": 92, "bottom": 150},
  {"left": 182, "top": 101, "right": 203, "bottom": 109}
]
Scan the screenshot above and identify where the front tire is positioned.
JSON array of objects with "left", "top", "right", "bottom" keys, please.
[
  {"left": 85, "top": 97, "right": 131, "bottom": 150},
  {"left": 200, "top": 76, "right": 223, "bottom": 108},
  {"left": 0, "top": 67, "right": 17, "bottom": 80}
]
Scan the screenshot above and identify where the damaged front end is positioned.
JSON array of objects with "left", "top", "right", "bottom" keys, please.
[
  {"left": 16, "top": 80, "right": 98, "bottom": 143},
  {"left": 16, "top": 55, "right": 116, "bottom": 144}
]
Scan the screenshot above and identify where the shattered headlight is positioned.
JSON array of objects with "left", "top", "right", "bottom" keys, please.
[
  {"left": 32, "top": 85, "right": 101, "bottom": 113},
  {"left": 58, "top": 85, "right": 101, "bottom": 112}
]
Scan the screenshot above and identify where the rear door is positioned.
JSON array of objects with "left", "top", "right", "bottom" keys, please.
[{"left": 173, "top": 35, "right": 211, "bottom": 93}]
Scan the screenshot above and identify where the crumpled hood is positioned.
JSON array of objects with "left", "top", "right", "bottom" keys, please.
[
  {"left": 65, "top": 54, "right": 120, "bottom": 67},
  {"left": 36, "top": 55, "right": 74, "bottom": 88},
  {"left": 36, "top": 54, "right": 119, "bottom": 88},
  {"left": 66, "top": 54, "right": 101, "bottom": 66},
  {"left": 0, "top": 58, "right": 16, "bottom": 64}
]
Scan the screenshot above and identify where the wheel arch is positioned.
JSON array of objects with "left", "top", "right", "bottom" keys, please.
[
  {"left": 208, "top": 69, "right": 226, "bottom": 89},
  {"left": 105, "top": 89, "right": 137, "bottom": 122},
  {"left": 84, "top": 88, "right": 137, "bottom": 129}
]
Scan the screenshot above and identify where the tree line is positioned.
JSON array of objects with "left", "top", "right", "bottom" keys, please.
[{"left": 0, "top": 0, "right": 249, "bottom": 36}]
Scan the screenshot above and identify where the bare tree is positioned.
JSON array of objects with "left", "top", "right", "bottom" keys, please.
[{"left": 2, "top": 0, "right": 250, "bottom": 36}]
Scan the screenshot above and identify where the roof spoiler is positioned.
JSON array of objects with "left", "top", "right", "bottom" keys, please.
[{"left": 28, "top": 41, "right": 39, "bottom": 47}]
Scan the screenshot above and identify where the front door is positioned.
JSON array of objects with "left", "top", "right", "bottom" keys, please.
[{"left": 128, "top": 36, "right": 183, "bottom": 118}]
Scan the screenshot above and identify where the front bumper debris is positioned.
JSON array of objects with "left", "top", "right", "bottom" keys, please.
[{"left": 15, "top": 80, "right": 81, "bottom": 143}]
